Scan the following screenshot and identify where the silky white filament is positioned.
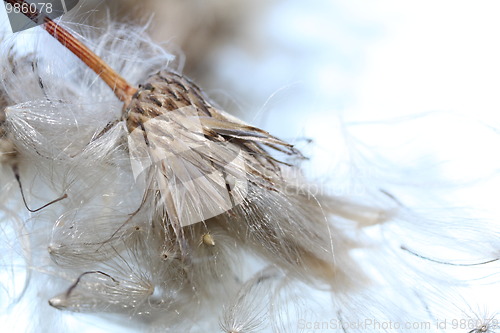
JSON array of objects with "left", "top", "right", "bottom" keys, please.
[{"left": 0, "top": 7, "right": 498, "bottom": 333}]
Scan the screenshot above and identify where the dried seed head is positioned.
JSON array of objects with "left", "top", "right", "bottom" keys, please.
[{"left": 3, "top": 5, "right": 337, "bottom": 320}]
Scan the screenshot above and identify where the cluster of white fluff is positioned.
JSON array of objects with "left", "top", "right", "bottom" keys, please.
[{"left": 0, "top": 18, "right": 498, "bottom": 333}]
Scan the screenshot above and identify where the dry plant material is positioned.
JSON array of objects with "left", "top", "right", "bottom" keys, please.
[{"left": 0, "top": 2, "right": 498, "bottom": 332}]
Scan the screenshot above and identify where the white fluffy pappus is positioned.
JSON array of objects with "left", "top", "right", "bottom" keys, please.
[{"left": 0, "top": 15, "right": 498, "bottom": 333}]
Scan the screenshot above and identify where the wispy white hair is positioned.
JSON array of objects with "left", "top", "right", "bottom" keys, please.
[{"left": 0, "top": 14, "right": 498, "bottom": 333}]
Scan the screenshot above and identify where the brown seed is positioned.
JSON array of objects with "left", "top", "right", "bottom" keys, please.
[{"left": 202, "top": 233, "right": 216, "bottom": 246}]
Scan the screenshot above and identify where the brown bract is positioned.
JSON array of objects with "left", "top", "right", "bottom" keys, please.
[{"left": 123, "top": 70, "right": 303, "bottom": 189}]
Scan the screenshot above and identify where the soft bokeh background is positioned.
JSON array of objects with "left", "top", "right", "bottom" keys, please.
[
  {"left": 112, "top": 0, "right": 500, "bottom": 226},
  {"left": 1, "top": 0, "right": 499, "bottom": 331}
]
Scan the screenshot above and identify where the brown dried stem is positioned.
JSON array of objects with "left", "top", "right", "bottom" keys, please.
[{"left": 5, "top": 0, "right": 138, "bottom": 104}]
